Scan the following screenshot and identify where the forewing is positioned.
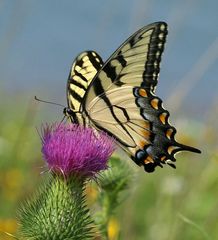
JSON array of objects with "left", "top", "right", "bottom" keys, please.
[
  {"left": 84, "top": 22, "right": 168, "bottom": 105},
  {"left": 67, "top": 51, "right": 103, "bottom": 111}
]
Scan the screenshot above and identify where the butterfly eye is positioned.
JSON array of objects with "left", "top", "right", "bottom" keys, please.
[
  {"left": 63, "top": 107, "right": 70, "bottom": 116},
  {"left": 63, "top": 107, "right": 74, "bottom": 116},
  {"left": 63, "top": 107, "right": 67, "bottom": 115}
]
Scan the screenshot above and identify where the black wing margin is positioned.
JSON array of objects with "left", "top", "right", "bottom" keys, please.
[{"left": 133, "top": 87, "right": 201, "bottom": 172}]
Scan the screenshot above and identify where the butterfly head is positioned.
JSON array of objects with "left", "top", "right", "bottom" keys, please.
[
  {"left": 63, "top": 107, "right": 84, "bottom": 124},
  {"left": 63, "top": 107, "right": 75, "bottom": 121},
  {"left": 63, "top": 107, "right": 73, "bottom": 117}
]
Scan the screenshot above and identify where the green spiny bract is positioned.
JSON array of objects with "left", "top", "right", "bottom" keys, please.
[{"left": 18, "top": 175, "right": 94, "bottom": 240}]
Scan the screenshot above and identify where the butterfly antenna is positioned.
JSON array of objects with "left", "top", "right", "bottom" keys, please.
[
  {"left": 34, "top": 96, "right": 65, "bottom": 108},
  {"left": 60, "top": 115, "right": 66, "bottom": 123}
]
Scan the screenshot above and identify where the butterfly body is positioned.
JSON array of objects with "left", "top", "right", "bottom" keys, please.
[{"left": 65, "top": 22, "right": 200, "bottom": 172}]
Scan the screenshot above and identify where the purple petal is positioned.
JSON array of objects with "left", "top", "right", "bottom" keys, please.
[{"left": 41, "top": 123, "right": 116, "bottom": 178}]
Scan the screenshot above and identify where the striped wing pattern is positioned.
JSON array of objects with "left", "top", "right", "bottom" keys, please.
[
  {"left": 82, "top": 22, "right": 200, "bottom": 172},
  {"left": 67, "top": 51, "right": 103, "bottom": 112},
  {"left": 84, "top": 22, "right": 167, "bottom": 106},
  {"left": 66, "top": 22, "right": 201, "bottom": 172}
]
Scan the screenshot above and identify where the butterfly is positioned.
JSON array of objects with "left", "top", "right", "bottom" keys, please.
[{"left": 63, "top": 22, "right": 201, "bottom": 172}]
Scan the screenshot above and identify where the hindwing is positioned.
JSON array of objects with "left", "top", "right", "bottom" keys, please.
[{"left": 86, "top": 85, "right": 200, "bottom": 172}]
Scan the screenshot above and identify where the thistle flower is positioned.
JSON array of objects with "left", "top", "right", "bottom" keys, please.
[
  {"left": 17, "top": 123, "right": 115, "bottom": 239},
  {"left": 41, "top": 123, "right": 115, "bottom": 178}
]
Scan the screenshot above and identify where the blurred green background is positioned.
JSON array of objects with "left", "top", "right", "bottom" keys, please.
[{"left": 0, "top": 1, "right": 217, "bottom": 239}]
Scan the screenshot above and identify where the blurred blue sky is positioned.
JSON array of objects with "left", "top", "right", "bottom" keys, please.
[{"left": 0, "top": 0, "right": 217, "bottom": 118}]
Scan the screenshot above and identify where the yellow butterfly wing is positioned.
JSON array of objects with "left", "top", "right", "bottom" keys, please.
[
  {"left": 81, "top": 22, "right": 200, "bottom": 172},
  {"left": 67, "top": 51, "right": 103, "bottom": 112}
]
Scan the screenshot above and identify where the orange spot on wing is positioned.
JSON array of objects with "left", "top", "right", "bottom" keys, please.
[
  {"left": 144, "top": 155, "right": 154, "bottom": 164},
  {"left": 139, "top": 88, "right": 148, "bottom": 97},
  {"left": 142, "top": 120, "right": 150, "bottom": 130},
  {"left": 139, "top": 140, "right": 145, "bottom": 149},
  {"left": 150, "top": 98, "right": 159, "bottom": 109},
  {"left": 139, "top": 138, "right": 150, "bottom": 149},
  {"left": 159, "top": 112, "right": 167, "bottom": 124},
  {"left": 141, "top": 129, "right": 151, "bottom": 141},
  {"left": 160, "top": 155, "right": 166, "bottom": 161},
  {"left": 132, "top": 120, "right": 151, "bottom": 149},
  {"left": 166, "top": 128, "right": 174, "bottom": 139},
  {"left": 167, "top": 146, "right": 179, "bottom": 154},
  {"left": 134, "top": 120, "right": 151, "bottom": 141}
]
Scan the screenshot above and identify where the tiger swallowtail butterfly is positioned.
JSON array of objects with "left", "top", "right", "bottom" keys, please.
[{"left": 63, "top": 22, "right": 201, "bottom": 172}]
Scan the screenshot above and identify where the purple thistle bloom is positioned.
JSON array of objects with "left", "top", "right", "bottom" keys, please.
[{"left": 41, "top": 123, "right": 115, "bottom": 178}]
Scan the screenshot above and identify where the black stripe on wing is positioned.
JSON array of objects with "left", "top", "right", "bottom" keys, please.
[
  {"left": 84, "top": 22, "right": 168, "bottom": 107},
  {"left": 92, "top": 80, "right": 133, "bottom": 141},
  {"left": 67, "top": 51, "right": 104, "bottom": 112}
]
